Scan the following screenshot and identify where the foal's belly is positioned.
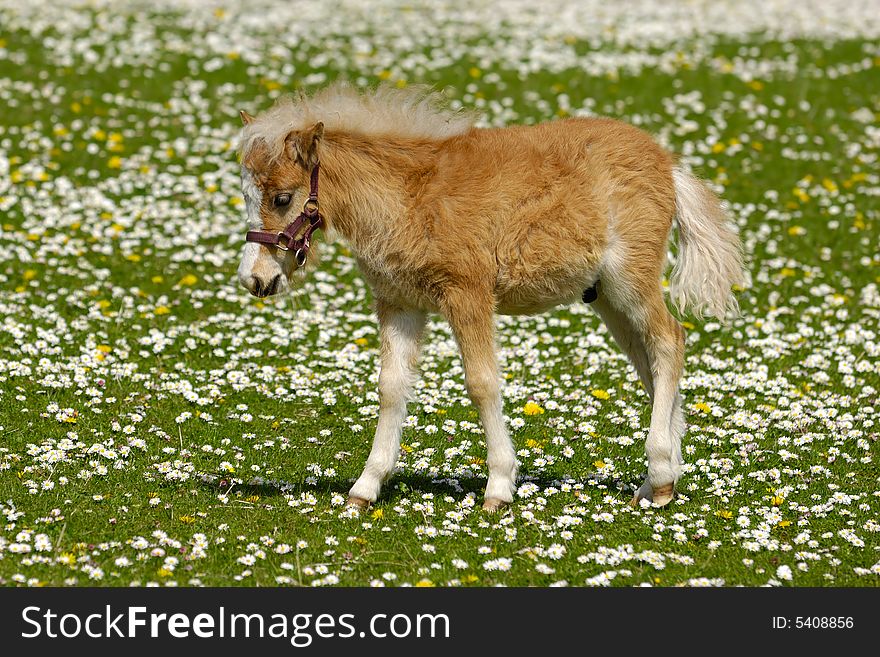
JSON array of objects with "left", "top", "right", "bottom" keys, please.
[
  {"left": 494, "top": 266, "right": 598, "bottom": 315},
  {"left": 357, "top": 256, "right": 599, "bottom": 316}
]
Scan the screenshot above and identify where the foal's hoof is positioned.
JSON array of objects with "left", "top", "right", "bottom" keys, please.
[
  {"left": 346, "top": 496, "right": 371, "bottom": 511},
  {"left": 651, "top": 483, "right": 675, "bottom": 507},
  {"left": 482, "top": 498, "right": 509, "bottom": 513},
  {"left": 630, "top": 482, "right": 675, "bottom": 508}
]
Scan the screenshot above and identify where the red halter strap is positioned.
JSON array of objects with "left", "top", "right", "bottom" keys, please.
[{"left": 245, "top": 164, "right": 324, "bottom": 268}]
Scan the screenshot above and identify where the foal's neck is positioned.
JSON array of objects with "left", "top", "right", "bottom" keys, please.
[{"left": 319, "top": 133, "right": 435, "bottom": 255}]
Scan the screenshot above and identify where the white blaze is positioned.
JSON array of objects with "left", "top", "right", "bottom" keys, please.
[{"left": 237, "top": 166, "right": 263, "bottom": 285}]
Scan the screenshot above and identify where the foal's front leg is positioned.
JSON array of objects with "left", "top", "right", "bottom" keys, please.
[
  {"left": 347, "top": 302, "right": 426, "bottom": 508},
  {"left": 443, "top": 291, "right": 517, "bottom": 512}
]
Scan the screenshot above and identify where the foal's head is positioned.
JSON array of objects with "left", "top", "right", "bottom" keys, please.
[{"left": 236, "top": 110, "right": 324, "bottom": 298}]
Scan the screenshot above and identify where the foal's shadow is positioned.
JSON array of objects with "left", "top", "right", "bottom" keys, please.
[{"left": 200, "top": 469, "right": 638, "bottom": 504}]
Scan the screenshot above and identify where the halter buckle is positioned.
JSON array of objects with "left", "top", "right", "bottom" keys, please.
[{"left": 276, "top": 232, "right": 292, "bottom": 251}]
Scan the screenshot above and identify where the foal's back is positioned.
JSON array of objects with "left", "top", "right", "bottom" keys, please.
[{"left": 415, "top": 117, "right": 676, "bottom": 314}]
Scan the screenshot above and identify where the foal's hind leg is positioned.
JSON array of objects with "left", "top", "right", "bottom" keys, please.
[
  {"left": 348, "top": 301, "right": 426, "bottom": 507},
  {"left": 442, "top": 289, "right": 517, "bottom": 512},
  {"left": 635, "top": 306, "right": 686, "bottom": 506},
  {"left": 599, "top": 277, "right": 685, "bottom": 506}
]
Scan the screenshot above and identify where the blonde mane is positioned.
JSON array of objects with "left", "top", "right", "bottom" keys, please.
[{"left": 239, "top": 83, "right": 478, "bottom": 162}]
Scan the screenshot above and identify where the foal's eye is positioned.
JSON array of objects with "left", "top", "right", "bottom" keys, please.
[{"left": 274, "top": 193, "right": 291, "bottom": 207}]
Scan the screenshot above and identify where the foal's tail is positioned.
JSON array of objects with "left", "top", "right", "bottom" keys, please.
[{"left": 669, "top": 165, "right": 748, "bottom": 321}]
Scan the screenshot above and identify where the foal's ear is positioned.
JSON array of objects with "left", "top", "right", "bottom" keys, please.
[
  {"left": 285, "top": 122, "right": 324, "bottom": 168},
  {"left": 239, "top": 110, "right": 255, "bottom": 126}
]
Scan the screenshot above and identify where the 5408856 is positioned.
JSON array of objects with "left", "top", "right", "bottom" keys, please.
[{"left": 796, "top": 617, "right": 853, "bottom": 629}]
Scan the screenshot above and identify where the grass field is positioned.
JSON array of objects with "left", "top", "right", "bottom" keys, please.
[{"left": 0, "top": 0, "right": 877, "bottom": 587}]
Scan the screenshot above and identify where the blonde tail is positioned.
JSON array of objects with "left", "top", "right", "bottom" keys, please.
[{"left": 669, "top": 166, "right": 748, "bottom": 320}]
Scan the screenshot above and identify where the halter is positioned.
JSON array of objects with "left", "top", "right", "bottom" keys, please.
[{"left": 245, "top": 164, "right": 324, "bottom": 268}]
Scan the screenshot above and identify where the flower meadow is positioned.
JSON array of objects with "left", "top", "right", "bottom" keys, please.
[{"left": 0, "top": 0, "right": 878, "bottom": 588}]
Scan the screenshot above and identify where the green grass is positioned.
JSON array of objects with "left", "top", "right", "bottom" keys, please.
[{"left": 0, "top": 2, "right": 877, "bottom": 587}]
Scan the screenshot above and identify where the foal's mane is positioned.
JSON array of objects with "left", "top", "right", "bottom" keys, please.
[{"left": 239, "top": 83, "right": 477, "bottom": 163}]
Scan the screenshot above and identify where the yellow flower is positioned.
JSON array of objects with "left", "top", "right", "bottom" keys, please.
[
  {"left": 462, "top": 574, "right": 479, "bottom": 584},
  {"left": 371, "top": 509, "right": 384, "bottom": 520},
  {"left": 415, "top": 579, "right": 435, "bottom": 587},
  {"left": 178, "top": 515, "right": 196, "bottom": 524},
  {"left": 154, "top": 305, "right": 170, "bottom": 315},
  {"left": 787, "top": 225, "right": 806, "bottom": 236},
  {"left": 354, "top": 337, "right": 369, "bottom": 346},
  {"left": 771, "top": 495, "right": 784, "bottom": 506},
  {"left": 152, "top": 275, "right": 164, "bottom": 283},
  {"left": 178, "top": 274, "right": 198, "bottom": 286},
  {"left": 97, "top": 345, "right": 112, "bottom": 353},
  {"left": 522, "top": 401, "right": 544, "bottom": 415},
  {"left": 23, "top": 269, "right": 37, "bottom": 281},
  {"left": 694, "top": 402, "right": 712, "bottom": 413},
  {"left": 777, "top": 520, "right": 791, "bottom": 528},
  {"left": 591, "top": 389, "right": 610, "bottom": 400},
  {"left": 593, "top": 460, "right": 606, "bottom": 469},
  {"left": 158, "top": 568, "right": 173, "bottom": 577},
  {"left": 716, "top": 509, "right": 733, "bottom": 519},
  {"left": 469, "top": 67, "right": 481, "bottom": 78},
  {"left": 107, "top": 156, "right": 122, "bottom": 169}
]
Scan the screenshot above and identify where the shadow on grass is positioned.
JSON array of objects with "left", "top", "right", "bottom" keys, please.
[{"left": 199, "top": 468, "right": 641, "bottom": 504}]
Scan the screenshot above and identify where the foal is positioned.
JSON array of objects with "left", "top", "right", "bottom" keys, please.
[{"left": 236, "top": 85, "right": 746, "bottom": 511}]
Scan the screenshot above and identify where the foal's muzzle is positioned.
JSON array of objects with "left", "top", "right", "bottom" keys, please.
[{"left": 244, "top": 274, "right": 283, "bottom": 298}]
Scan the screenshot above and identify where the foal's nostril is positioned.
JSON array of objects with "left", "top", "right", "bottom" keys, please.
[
  {"left": 265, "top": 274, "right": 282, "bottom": 297},
  {"left": 251, "top": 276, "right": 266, "bottom": 298}
]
